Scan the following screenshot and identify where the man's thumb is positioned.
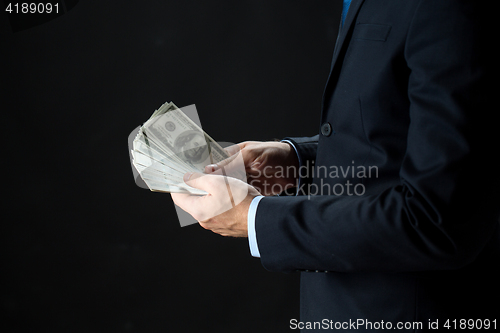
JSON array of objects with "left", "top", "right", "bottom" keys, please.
[{"left": 183, "top": 172, "right": 213, "bottom": 192}]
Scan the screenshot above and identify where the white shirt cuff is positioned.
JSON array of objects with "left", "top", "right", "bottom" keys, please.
[{"left": 247, "top": 195, "right": 265, "bottom": 257}]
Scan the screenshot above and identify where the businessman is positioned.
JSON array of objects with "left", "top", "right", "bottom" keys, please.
[{"left": 172, "top": 0, "right": 499, "bottom": 330}]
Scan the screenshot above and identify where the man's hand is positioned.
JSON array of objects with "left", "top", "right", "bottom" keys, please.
[
  {"left": 206, "top": 141, "right": 299, "bottom": 196},
  {"left": 171, "top": 172, "right": 261, "bottom": 237}
]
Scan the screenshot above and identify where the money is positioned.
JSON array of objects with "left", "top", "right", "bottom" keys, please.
[{"left": 131, "top": 102, "right": 230, "bottom": 194}]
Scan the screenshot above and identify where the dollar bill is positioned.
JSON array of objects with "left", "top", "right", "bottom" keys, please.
[
  {"left": 140, "top": 176, "right": 207, "bottom": 195},
  {"left": 148, "top": 101, "right": 177, "bottom": 119},
  {"left": 141, "top": 107, "right": 229, "bottom": 172},
  {"left": 132, "top": 150, "right": 185, "bottom": 182},
  {"left": 133, "top": 135, "right": 196, "bottom": 174},
  {"left": 131, "top": 101, "right": 229, "bottom": 194},
  {"left": 132, "top": 154, "right": 207, "bottom": 195}
]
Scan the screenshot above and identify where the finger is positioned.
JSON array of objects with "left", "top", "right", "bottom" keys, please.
[
  {"left": 205, "top": 141, "right": 256, "bottom": 174},
  {"left": 205, "top": 152, "right": 248, "bottom": 183},
  {"left": 183, "top": 172, "right": 223, "bottom": 194},
  {"left": 249, "top": 160, "right": 262, "bottom": 171},
  {"left": 170, "top": 192, "right": 202, "bottom": 214},
  {"left": 204, "top": 164, "right": 218, "bottom": 173},
  {"left": 204, "top": 153, "right": 239, "bottom": 173},
  {"left": 219, "top": 141, "right": 258, "bottom": 167},
  {"left": 198, "top": 219, "right": 213, "bottom": 230},
  {"left": 188, "top": 172, "right": 251, "bottom": 207},
  {"left": 225, "top": 143, "right": 244, "bottom": 156},
  {"left": 204, "top": 143, "right": 248, "bottom": 174},
  {"left": 227, "top": 141, "right": 259, "bottom": 154}
]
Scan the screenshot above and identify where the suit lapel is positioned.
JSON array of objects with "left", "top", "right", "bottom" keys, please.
[
  {"left": 322, "top": 0, "right": 365, "bottom": 115},
  {"left": 331, "top": 0, "right": 365, "bottom": 66}
]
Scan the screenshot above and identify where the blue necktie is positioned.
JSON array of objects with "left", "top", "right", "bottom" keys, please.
[{"left": 341, "top": 0, "right": 352, "bottom": 27}]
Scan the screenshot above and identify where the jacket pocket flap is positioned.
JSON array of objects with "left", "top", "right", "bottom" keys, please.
[{"left": 353, "top": 23, "right": 391, "bottom": 42}]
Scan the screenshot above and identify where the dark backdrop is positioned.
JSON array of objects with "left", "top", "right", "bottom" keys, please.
[{"left": 0, "top": 1, "right": 341, "bottom": 332}]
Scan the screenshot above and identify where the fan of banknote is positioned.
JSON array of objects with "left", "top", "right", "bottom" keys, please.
[{"left": 130, "top": 101, "right": 231, "bottom": 195}]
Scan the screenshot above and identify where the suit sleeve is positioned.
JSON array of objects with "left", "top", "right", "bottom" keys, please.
[
  {"left": 255, "top": 1, "right": 500, "bottom": 273},
  {"left": 282, "top": 135, "right": 318, "bottom": 191}
]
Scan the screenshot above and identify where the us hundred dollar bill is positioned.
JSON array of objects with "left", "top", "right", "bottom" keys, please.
[{"left": 141, "top": 107, "right": 229, "bottom": 172}]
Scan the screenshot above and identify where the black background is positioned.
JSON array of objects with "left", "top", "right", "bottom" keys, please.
[{"left": 1, "top": 1, "right": 342, "bottom": 332}]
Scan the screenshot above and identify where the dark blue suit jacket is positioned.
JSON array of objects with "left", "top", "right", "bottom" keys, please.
[{"left": 255, "top": 0, "right": 499, "bottom": 330}]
